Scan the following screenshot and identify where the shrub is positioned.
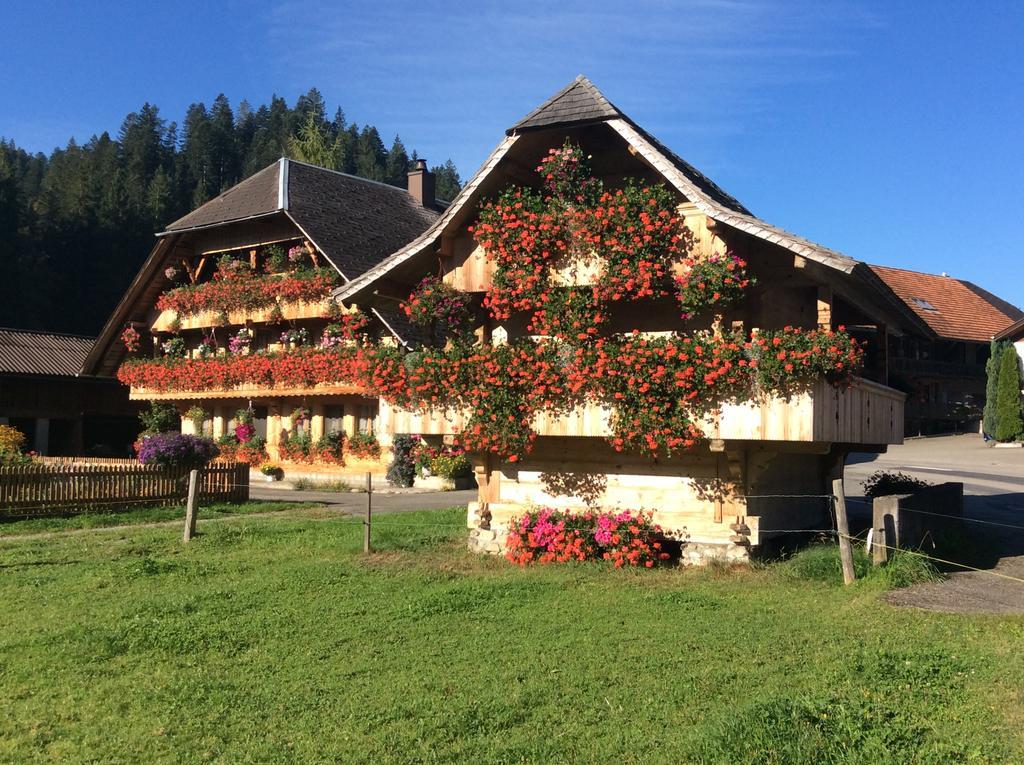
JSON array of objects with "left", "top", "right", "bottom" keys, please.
[
  {"left": 431, "top": 452, "right": 472, "bottom": 480},
  {"left": 136, "top": 433, "right": 218, "bottom": 470},
  {"left": 386, "top": 434, "right": 417, "bottom": 487},
  {"left": 862, "top": 470, "right": 931, "bottom": 498},
  {"left": 260, "top": 463, "right": 283, "bottom": 479},
  {"left": 506, "top": 508, "right": 671, "bottom": 567},
  {"left": 0, "top": 424, "right": 27, "bottom": 455},
  {"left": 994, "top": 345, "right": 1023, "bottom": 442},
  {"left": 293, "top": 478, "right": 351, "bottom": 492},
  {"left": 138, "top": 402, "right": 180, "bottom": 436}
]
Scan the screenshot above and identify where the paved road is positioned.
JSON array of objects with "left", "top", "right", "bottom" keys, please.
[
  {"left": 845, "top": 435, "right": 1024, "bottom": 614},
  {"left": 249, "top": 485, "right": 477, "bottom": 515}
]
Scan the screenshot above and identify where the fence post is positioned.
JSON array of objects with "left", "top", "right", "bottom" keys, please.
[
  {"left": 183, "top": 469, "right": 200, "bottom": 543},
  {"left": 832, "top": 477, "right": 856, "bottom": 585},
  {"left": 364, "top": 471, "right": 372, "bottom": 554}
]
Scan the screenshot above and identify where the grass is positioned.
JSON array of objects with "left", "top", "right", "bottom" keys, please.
[
  {"left": 0, "top": 500, "right": 322, "bottom": 536},
  {"left": 291, "top": 477, "right": 355, "bottom": 492},
  {"left": 1, "top": 509, "right": 1021, "bottom": 764}
]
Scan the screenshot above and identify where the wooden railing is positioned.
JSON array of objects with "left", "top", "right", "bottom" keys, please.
[
  {"left": 0, "top": 462, "right": 249, "bottom": 517},
  {"left": 382, "top": 377, "right": 906, "bottom": 447}
]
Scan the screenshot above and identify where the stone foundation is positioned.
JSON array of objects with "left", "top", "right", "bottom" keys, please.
[{"left": 468, "top": 526, "right": 508, "bottom": 555}]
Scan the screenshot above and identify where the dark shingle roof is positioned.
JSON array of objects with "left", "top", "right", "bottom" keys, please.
[
  {"left": 164, "top": 161, "right": 281, "bottom": 232},
  {"left": 869, "top": 265, "right": 1024, "bottom": 342},
  {"left": 162, "top": 158, "right": 441, "bottom": 282},
  {"left": 509, "top": 75, "right": 623, "bottom": 132},
  {"left": 0, "top": 328, "right": 95, "bottom": 377},
  {"left": 285, "top": 161, "right": 441, "bottom": 280}
]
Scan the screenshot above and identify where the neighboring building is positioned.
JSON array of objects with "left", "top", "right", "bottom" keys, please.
[
  {"left": 336, "top": 76, "right": 908, "bottom": 561},
  {"left": 0, "top": 328, "right": 140, "bottom": 456},
  {"left": 83, "top": 158, "right": 444, "bottom": 473},
  {"left": 868, "top": 265, "right": 1023, "bottom": 435},
  {"left": 996, "top": 316, "right": 1024, "bottom": 369}
]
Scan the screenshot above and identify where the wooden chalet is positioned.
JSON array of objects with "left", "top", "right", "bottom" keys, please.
[
  {"left": 84, "top": 158, "right": 444, "bottom": 474},
  {"left": 338, "top": 76, "right": 912, "bottom": 560},
  {"left": 869, "top": 265, "right": 1023, "bottom": 435},
  {"left": 1, "top": 328, "right": 140, "bottom": 456}
]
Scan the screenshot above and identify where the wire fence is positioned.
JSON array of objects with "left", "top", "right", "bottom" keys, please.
[{"left": 4, "top": 470, "right": 1023, "bottom": 590}]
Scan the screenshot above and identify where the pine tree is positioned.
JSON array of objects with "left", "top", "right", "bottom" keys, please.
[
  {"left": 994, "top": 345, "right": 1023, "bottom": 442},
  {"left": 431, "top": 159, "right": 462, "bottom": 201},
  {"left": 287, "top": 112, "right": 339, "bottom": 169},
  {"left": 384, "top": 136, "right": 409, "bottom": 187},
  {"left": 355, "top": 126, "right": 387, "bottom": 181},
  {"left": 983, "top": 339, "right": 1004, "bottom": 437},
  {"left": 0, "top": 90, "right": 459, "bottom": 333}
]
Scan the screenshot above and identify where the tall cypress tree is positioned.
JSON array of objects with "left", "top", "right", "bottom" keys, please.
[
  {"left": 983, "top": 339, "right": 1004, "bottom": 437},
  {"left": 994, "top": 345, "right": 1024, "bottom": 442}
]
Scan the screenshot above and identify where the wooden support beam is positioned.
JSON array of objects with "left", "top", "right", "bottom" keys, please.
[{"left": 817, "top": 286, "right": 833, "bottom": 330}]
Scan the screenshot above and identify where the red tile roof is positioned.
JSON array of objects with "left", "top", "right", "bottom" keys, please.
[{"left": 869, "top": 265, "right": 1023, "bottom": 342}]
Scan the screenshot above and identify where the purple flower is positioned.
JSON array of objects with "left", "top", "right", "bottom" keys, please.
[{"left": 137, "top": 433, "right": 219, "bottom": 469}]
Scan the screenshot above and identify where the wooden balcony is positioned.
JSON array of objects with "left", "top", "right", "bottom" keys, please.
[
  {"left": 381, "top": 377, "right": 905, "bottom": 447},
  {"left": 129, "top": 383, "right": 367, "bottom": 402},
  {"left": 151, "top": 299, "right": 332, "bottom": 333}
]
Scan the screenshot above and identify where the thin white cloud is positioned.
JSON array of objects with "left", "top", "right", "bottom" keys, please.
[{"left": 259, "top": 0, "right": 886, "bottom": 175}]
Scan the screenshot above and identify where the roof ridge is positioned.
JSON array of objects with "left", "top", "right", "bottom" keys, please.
[
  {"left": 507, "top": 74, "right": 623, "bottom": 134},
  {"left": 284, "top": 157, "right": 415, "bottom": 196},
  {"left": 0, "top": 326, "right": 97, "bottom": 341}
]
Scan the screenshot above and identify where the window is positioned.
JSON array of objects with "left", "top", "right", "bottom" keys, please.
[
  {"left": 910, "top": 297, "right": 939, "bottom": 312},
  {"left": 253, "top": 407, "right": 268, "bottom": 440},
  {"left": 358, "top": 405, "right": 375, "bottom": 434},
  {"left": 325, "top": 405, "right": 345, "bottom": 434}
]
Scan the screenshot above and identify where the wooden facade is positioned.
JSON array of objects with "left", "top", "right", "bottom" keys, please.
[
  {"left": 339, "top": 76, "right": 909, "bottom": 561},
  {"left": 84, "top": 158, "right": 445, "bottom": 478}
]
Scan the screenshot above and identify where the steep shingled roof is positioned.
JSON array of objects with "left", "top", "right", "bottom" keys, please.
[
  {"left": 164, "top": 161, "right": 282, "bottom": 232},
  {"left": 0, "top": 328, "right": 95, "bottom": 377},
  {"left": 285, "top": 161, "right": 441, "bottom": 279},
  {"left": 508, "top": 75, "right": 623, "bottom": 132},
  {"left": 869, "top": 265, "right": 1024, "bottom": 342},
  {"left": 162, "top": 159, "right": 443, "bottom": 279}
]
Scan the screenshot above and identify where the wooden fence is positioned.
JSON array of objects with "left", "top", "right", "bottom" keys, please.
[{"left": 0, "top": 462, "right": 249, "bottom": 517}]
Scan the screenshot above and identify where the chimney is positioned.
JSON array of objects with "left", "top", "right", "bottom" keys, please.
[{"left": 407, "top": 158, "right": 435, "bottom": 208}]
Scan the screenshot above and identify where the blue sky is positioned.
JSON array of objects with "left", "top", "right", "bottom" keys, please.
[{"left": 3, "top": 0, "right": 1023, "bottom": 307}]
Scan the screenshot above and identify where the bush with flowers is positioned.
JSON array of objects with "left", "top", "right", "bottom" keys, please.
[
  {"left": 136, "top": 432, "right": 218, "bottom": 470},
  {"left": 121, "top": 326, "right": 141, "bottom": 353},
  {"left": 403, "top": 275, "right": 474, "bottom": 340},
  {"left": 0, "top": 424, "right": 34, "bottom": 466},
  {"left": 505, "top": 508, "right": 671, "bottom": 567},
  {"left": 676, "top": 251, "right": 752, "bottom": 319},
  {"left": 346, "top": 432, "right": 381, "bottom": 460}
]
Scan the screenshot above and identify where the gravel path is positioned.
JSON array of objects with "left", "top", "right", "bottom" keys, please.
[{"left": 847, "top": 435, "right": 1024, "bottom": 615}]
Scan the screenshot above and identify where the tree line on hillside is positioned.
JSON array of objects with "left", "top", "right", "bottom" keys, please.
[{"left": 0, "top": 88, "right": 461, "bottom": 335}]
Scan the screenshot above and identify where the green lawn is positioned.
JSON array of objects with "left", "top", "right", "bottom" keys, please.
[
  {"left": 1, "top": 508, "right": 1021, "bottom": 764},
  {"left": 0, "top": 500, "right": 323, "bottom": 536}
]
